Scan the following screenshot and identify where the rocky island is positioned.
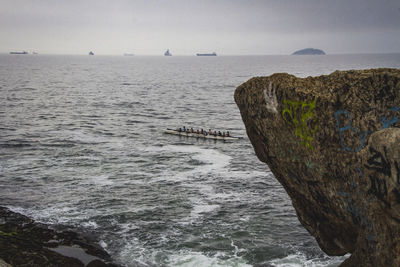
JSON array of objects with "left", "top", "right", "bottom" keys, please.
[
  {"left": 292, "top": 48, "right": 326, "bottom": 55},
  {"left": 234, "top": 69, "right": 400, "bottom": 266},
  {"left": 0, "top": 206, "right": 120, "bottom": 267}
]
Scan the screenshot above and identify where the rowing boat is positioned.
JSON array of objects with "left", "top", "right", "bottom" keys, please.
[{"left": 164, "top": 129, "right": 241, "bottom": 141}]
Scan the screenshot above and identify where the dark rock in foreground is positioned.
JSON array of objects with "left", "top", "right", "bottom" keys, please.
[
  {"left": 292, "top": 48, "right": 326, "bottom": 55},
  {"left": 234, "top": 69, "right": 400, "bottom": 266},
  {"left": 0, "top": 206, "right": 120, "bottom": 267}
]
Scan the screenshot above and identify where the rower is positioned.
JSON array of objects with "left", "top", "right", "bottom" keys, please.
[
  {"left": 208, "top": 129, "right": 212, "bottom": 135},
  {"left": 226, "top": 131, "right": 230, "bottom": 137},
  {"left": 183, "top": 126, "right": 186, "bottom": 132},
  {"left": 218, "top": 131, "right": 222, "bottom": 136}
]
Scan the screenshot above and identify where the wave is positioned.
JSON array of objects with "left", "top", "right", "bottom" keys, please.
[
  {"left": 126, "top": 120, "right": 149, "bottom": 124},
  {"left": 167, "top": 250, "right": 252, "bottom": 267},
  {"left": 268, "top": 252, "right": 348, "bottom": 267},
  {"left": 0, "top": 142, "right": 32, "bottom": 148},
  {"left": 10, "top": 87, "right": 37, "bottom": 91},
  {"left": 143, "top": 145, "right": 232, "bottom": 181},
  {"left": 39, "top": 142, "right": 76, "bottom": 148}
]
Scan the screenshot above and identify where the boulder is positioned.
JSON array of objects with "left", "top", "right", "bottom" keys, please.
[{"left": 234, "top": 68, "right": 400, "bottom": 266}]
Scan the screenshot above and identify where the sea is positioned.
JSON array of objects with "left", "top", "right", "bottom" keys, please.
[{"left": 1, "top": 54, "right": 400, "bottom": 267}]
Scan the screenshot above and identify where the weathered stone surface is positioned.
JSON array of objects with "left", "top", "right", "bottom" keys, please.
[
  {"left": 0, "top": 258, "right": 12, "bottom": 267},
  {"left": 0, "top": 206, "right": 120, "bottom": 267},
  {"left": 234, "top": 69, "right": 400, "bottom": 266}
]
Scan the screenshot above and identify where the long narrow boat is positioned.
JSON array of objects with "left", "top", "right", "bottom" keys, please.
[{"left": 164, "top": 129, "right": 241, "bottom": 141}]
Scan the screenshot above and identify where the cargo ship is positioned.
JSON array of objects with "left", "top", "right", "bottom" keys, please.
[
  {"left": 164, "top": 49, "right": 172, "bottom": 56},
  {"left": 196, "top": 52, "right": 217, "bottom": 56},
  {"left": 10, "top": 51, "right": 28, "bottom": 55}
]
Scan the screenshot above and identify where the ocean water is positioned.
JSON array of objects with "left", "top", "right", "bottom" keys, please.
[{"left": 1, "top": 54, "right": 400, "bottom": 267}]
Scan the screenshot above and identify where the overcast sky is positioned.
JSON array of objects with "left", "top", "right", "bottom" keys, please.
[{"left": 1, "top": 0, "right": 399, "bottom": 55}]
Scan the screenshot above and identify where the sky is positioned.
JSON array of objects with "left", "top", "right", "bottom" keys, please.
[{"left": 1, "top": 0, "right": 399, "bottom": 55}]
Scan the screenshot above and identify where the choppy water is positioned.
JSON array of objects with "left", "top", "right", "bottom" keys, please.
[{"left": 1, "top": 54, "right": 400, "bottom": 266}]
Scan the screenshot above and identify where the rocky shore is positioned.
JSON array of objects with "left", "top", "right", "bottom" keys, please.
[
  {"left": 235, "top": 69, "right": 400, "bottom": 266},
  {"left": 0, "top": 206, "right": 120, "bottom": 267}
]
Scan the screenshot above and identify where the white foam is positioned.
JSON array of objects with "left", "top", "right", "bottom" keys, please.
[
  {"left": 168, "top": 251, "right": 252, "bottom": 267},
  {"left": 7, "top": 205, "right": 80, "bottom": 224},
  {"left": 97, "top": 239, "right": 106, "bottom": 247},
  {"left": 239, "top": 215, "right": 251, "bottom": 222},
  {"left": 231, "top": 239, "right": 248, "bottom": 258},
  {"left": 190, "top": 204, "right": 220, "bottom": 219},
  {"left": 116, "top": 236, "right": 148, "bottom": 266},
  {"left": 143, "top": 145, "right": 232, "bottom": 183},
  {"left": 140, "top": 146, "right": 270, "bottom": 224},
  {"left": 93, "top": 174, "right": 114, "bottom": 186},
  {"left": 145, "top": 145, "right": 231, "bottom": 172},
  {"left": 269, "top": 252, "right": 349, "bottom": 267},
  {"left": 82, "top": 221, "right": 99, "bottom": 229}
]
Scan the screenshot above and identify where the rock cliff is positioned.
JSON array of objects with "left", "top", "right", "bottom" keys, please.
[{"left": 234, "top": 69, "right": 400, "bottom": 266}]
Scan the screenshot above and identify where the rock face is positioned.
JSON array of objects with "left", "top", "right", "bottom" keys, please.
[
  {"left": 234, "top": 69, "right": 400, "bottom": 266},
  {"left": 292, "top": 48, "right": 326, "bottom": 55},
  {"left": 0, "top": 206, "right": 120, "bottom": 267}
]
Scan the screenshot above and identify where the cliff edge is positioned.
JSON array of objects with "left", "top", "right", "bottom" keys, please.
[{"left": 234, "top": 69, "right": 400, "bottom": 266}]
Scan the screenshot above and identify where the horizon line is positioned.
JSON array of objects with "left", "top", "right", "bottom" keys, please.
[{"left": 1, "top": 52, "right": 400, "bottom": 56}]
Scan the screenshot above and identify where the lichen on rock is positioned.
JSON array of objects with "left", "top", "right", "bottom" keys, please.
[{"left": 234, "top": 68, "right": 400, "bottom": 266}]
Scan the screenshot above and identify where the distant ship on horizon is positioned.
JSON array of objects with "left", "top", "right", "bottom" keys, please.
[
  {"left": 10, "top": 51, "right": 28, "bottom": 55},
  {"left": 196, "top": 52, "right": 217, "bottom": 56},
  {"left": 124, "top": 53, "right": 135, "bottom": 56},
  {"left": 89, "top": 51, "right": 94, "bottom": 56},
  {"left": 164, "top": 49, "right": 172, "bottom": 56}
]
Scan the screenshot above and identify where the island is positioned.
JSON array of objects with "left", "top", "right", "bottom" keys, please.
[{"left": 292, "top": 48, "right": 326, "bottom": 55}]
